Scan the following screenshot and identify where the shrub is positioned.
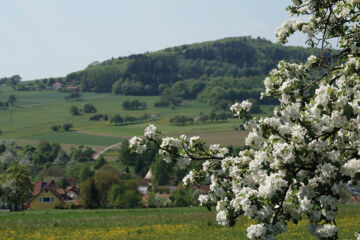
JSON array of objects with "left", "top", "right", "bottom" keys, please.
[
  {"left": 90, "top": 113, "right": 108, "bottom": 121},
  {"left": 110, "top": 114, "right": 124, "bottom": 125},
  {"left": 123, "top": 100, "right": 147, "bottom": 110},
  {"left": 94, "top": 157, "right": 107, "bottom": 170},
  {"left": 147, "top": 192, "right": 172, "bottom": 208},
  {"left": 83, "top": 104, "right": 97, "bottom": 113},
  {"left": 70, "top": 106, "right": 80, "bottom": 116},
  {"left": 51, "top": 125, "right": 61, "bottom": 131},
  {"left": 63, "top": 123, "right": 73, "bottom": 131}
]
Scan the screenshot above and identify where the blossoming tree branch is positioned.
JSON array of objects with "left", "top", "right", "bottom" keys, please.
[{"left": 130, "top": 0, "right": 360, "bottom": 239}]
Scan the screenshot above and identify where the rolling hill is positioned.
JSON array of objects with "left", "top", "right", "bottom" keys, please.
[{"left": 26, "top": 36, "right": 319, "bottom": 109}]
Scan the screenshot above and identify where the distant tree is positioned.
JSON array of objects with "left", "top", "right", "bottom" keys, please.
[
  {"left": 118, "top": 140, "right": 135, "bottom": 165},
  {"left": 0, "top": 164, "right": 32, "bottom": 210},
  {"left": 160, "top": 88, "right": 183, "bottom": 106},
  {"left": 63, "top": 123, "right": 73, "bottom": 131},
  {"left": 146, "top": 192, "right": 172, "bottom": 208},
  {"left": 32, "top": 142, "right": 61, "bottom": 165},
  {"left": 140, "top": 102, "right": 147, "bottom": 110},
  {"left": 151, "top": 154, "right": 174, "bottom": 186},
  {"left": 133, "top": 141, "right": 158, "bottom": 177},
  {"left": 23, "top": 144, "right": 36, "bottom": 154},
  {"left": 94, "top": 165, "right": 121, "bottom": 207},
  {"left": 65, "top": 92, "right": 81, "bottom": 101},
  {"left": 125, "top": 115, "right": 137, "bottom": 123},
  {"left": 0, "top": 141, "right": 5, "bottom": 153},
  {"left": 9, "top": 75, "right": 21, "bottom": 88},
  {"left": 79, "top": 178, "right": 99, "bottom": 209},
  {"left": 131, "top": 100, "right": 141, "bottom": 110},
  {"left": 7, "top": 94, "right": 17, "bottom": 107},
  {"left": 41, "top": 166, "right": 68, "bottom": 187},
  {"left": 79, "top": 164, "right": 94, "bottom": 182},
  {"left": 51, "top": 125, "right": 61, "bottom": 132},
  {"left": 110, "top": 114, "right": 124, "bottom": 125},
  {"left": 116, "top": 189, "right": 142, "bottom": 209},
  {"left": 112, "top": 80, "right": 123, "bottom": 94},
  {"left": 83, "top": 104, "right": 97, "bottom": 113},
  {"left": 122, "top": 101, "right": 131, "bottom": 110},
  {"left": 70, "top": 145, "right": 95, "bottom": 162},
  {"left": 107, "top": 184, "right": 123, "bottom": 207},
  {"left": 94, "top": 157, "right": 107, "bottom": 170},
  {"left": 41, "top": 166, "right": 66, "bottom": 179},
  {"left": 123, "top": 100, "right": 147, "bottom": 110},
  {"left": 53, "top": 150, "right": 69, "bottom": 166},
  {"left": 170, "top": 187, "right": 202, "bottom": 207},
  {"left": 70, "top": 106, "right": 80, "bottom": 116},
  {"left": 169, "top": 115, "right": 193, "bottom": 126},
  {"left": 247, "top": 98, "right": 262, "bottom": 114},
  {"left": 107, "top": 180, "right": 142, "bottom": 208}
]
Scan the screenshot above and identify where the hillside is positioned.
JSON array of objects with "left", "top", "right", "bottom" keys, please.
[{"left": 28, "top": 36, "right": 319, "bottom": 109}]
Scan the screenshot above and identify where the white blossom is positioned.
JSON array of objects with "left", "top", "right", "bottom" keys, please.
[
  {"left": 246, "top": 224, "right": 266, "bottom": 240},
  {"left": 177, "top": 156, "right": 191, "bottom": 169},
  {"left": 230, "top": 100, "right": 252, "bottom": 117},
  {"left": 144, "top": 124, "right": 157, "bottom": 139},
  {"left": 314, "top": 224, "right": 338, "bottom": 238},
  {"left": 182, "top": 170, "right": 196, "bottom": 185},
  {"left": 342, "top": 159, "right": 360, "bottom": 178},
  {"left": 129, "top": 136, "right": 146, "bottom": 154}
]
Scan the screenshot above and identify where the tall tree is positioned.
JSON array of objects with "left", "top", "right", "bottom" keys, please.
[
  {"left": 0, "top": 165, "right": 32, "bottom": 210},
  {"left": 79, "top": 178, "right": 99, "bottom": 209},
  {"left": 130, "top": 1, "right": 360, "bottom": 239}
]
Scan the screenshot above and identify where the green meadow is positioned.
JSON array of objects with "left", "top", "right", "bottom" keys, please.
[
  {"left": 0, "top": 86, "right": 273, "bottom": 147},
  {"left": 27, "top": 131, "right": 124, "bottom": 146},
  {"left": 0, "top": 205, "right": 359, "bottom": 240}
]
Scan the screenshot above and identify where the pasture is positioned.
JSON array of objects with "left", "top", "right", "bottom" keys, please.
[
  {"left": 0, "top": 205, "right": 359, "bottom": 240},
  {"left": 0, "top": 87, "right": 272, "bottom": 146},
  {"left": 27, "top": 131, "right": 124, "bottom": 146}
]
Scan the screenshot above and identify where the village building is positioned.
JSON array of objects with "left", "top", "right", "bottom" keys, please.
[
  {"left": 144, "top": 169, "right": 152, "bottom": 183},
  {"left": 28, "top": 180, "right": 79, "bottom": 210},
  {"left": 52, "top": 82, "right": 63, "bottom": 90},
  {"left": 65, "top": 86, "right": 79, "bottom": 91},
  {"left": 136, "top": 169, "right": 153, "bottom": 195},
  {"left": 65, "top": 186, "right": 79, "bottom": 201}
]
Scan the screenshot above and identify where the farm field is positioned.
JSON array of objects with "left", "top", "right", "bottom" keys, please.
[
  {"left": 27, "top": 131, "right": 124, "bottom": 146},
  {"left": 0, "top": 205, "right": 359, "bottom": 240},
  {"left": 0, "top": 87, "right": 273, "bottom": 147}
]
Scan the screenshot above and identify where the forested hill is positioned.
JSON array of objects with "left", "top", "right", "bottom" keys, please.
[{"left": 45, "top": 37, "right": 319, "bottom": 108}]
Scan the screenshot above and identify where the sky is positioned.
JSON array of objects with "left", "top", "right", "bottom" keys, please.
[{"left": 0, "top": 0, "right": 307, "bottom": 80}]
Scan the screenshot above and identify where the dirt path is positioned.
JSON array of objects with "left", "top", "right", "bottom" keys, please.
[
  {"left": 94, "top": 142, "right": 122, "bottom": 160},
  {"left": 77, "top": 130, "right": 130, "bottom": 138}
]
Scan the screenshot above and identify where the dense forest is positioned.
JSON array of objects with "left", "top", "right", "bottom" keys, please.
[{"left": 25, "top": 36, "right": 319, "bottom": 109}]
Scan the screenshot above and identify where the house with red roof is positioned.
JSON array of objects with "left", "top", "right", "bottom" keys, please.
[{"left": 28, "top": 180, "right": 79, "bottom": 210}]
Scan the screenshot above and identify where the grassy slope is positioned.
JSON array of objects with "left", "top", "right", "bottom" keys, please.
[
  {"left": 0, "top": 87, "right": 273, "bottom": 146},
  {"left": 0, "top": 205, "right": 359, "bottom": 239},
  {"left": 28, "top": 131, "right": 124, "bottom": 146}
]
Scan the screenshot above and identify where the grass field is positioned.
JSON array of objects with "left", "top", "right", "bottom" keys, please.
[
  {"left": 27, "top": 131, "right": 124, "bottom": 146},
  {"left": 0, "top": 205, "right": 359, "bottom": 240},
  {"left": 0, "top": 87, "right": 274, "bottom": 147}
]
